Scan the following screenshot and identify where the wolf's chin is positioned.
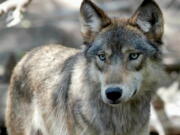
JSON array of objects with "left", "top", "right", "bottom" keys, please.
[{"left": 102, "top": 98, "right": 121, "bottom": 107}]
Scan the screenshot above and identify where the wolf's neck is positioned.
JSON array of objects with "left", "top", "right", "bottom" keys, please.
[{"left": 76, "top": 93, "right": 151, "bottom": 135}]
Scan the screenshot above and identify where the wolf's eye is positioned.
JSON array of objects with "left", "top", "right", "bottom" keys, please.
[
  {"left": 98, "top": 53, "right": 106, "bottom": 61},
  {"left": 129, "top": 53, "right": 141, "bottom": 60}
]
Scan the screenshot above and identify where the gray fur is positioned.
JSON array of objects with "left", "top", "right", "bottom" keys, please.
[{"left": 5, "top": 0, "right": 165, "bottom": 135}]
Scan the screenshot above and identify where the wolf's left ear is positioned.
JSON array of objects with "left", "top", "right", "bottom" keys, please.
[
  {"left": 80, "top": 0, "right": 111, "bottom": 44},
  {"left": 130, "top": 0, "right": 164, "bottom": 44}
]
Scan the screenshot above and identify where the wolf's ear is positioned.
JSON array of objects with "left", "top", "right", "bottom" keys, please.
[
  {"left": 80, "top": 0, "right": 111, "bottom": 44},
  {"left": 130, "top": 0, "right": 164, "bottom": 44}
]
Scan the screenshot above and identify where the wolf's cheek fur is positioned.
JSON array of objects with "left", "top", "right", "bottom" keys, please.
[{"left": 121, "top": 72, "right": 143, "bottom": 101}]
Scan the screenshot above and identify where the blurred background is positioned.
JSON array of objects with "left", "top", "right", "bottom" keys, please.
[{"left": 0, "top": 0, "right": 180, "bottom": 135}]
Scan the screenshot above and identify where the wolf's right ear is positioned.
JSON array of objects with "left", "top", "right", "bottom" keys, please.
[{"left": 80, "top": 0, "right": 111, "bottom": 44}]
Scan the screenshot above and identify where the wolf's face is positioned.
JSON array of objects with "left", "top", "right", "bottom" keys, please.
[
  {"left": 80, "top": 0, "right": 164, "bottom": 105},
  {"left": 86, "top": 26, "right": 159, "bottom": 104}
]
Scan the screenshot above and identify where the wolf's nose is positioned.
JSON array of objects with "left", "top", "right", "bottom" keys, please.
[{"left": 105, "top": 87, "right": 122, "bottom": 102}]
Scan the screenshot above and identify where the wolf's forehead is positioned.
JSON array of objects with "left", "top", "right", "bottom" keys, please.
[
  {"left": 101, "top": 26, "right": 144, "bottom": 46},
  {"left": 94, "top": 26, "right": 157, "bottom": 55}
]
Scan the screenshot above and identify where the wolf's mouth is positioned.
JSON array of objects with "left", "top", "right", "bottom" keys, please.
[
  {"left": 105, "top": 99, "right": 121, "bottom": 106},
  {"left": 110, "top": 100, "right": 121, "bottom": 105}
]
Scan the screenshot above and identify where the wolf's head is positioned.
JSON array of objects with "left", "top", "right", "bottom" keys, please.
[{"left": 80, "top": 0, "right": 164, "bottom": 105}]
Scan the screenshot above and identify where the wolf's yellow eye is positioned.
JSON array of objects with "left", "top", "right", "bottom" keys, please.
[
  {"left": 129, "top": 53, "right": 140, "bottom": 60},
  {"left": 98, "top": 54, "right": 106, "bottom": 61}
]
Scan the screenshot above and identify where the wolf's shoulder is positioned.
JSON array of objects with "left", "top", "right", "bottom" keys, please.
[
  {"left": 17, "top": 44, "right": 79, "bottom": 68},
  {"left": 12, "top": 44, "right": 81, "bottom": 83}
]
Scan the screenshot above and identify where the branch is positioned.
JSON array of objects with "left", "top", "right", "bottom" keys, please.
[{"left": 0, "top": 0, "right": 32, "bottom": 27}]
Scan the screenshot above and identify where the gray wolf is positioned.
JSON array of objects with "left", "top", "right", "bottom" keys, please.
[{"left": 5, "top": 0, "right": 165, "bottom": 135}]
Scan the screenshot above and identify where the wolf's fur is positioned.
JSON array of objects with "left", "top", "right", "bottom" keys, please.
[{"left": 6, "top": 0, "right": 165, "bottom": 135}]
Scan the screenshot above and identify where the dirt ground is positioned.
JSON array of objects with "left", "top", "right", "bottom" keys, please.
[{"left": 0, "top": 0, "right": 180, "bottom": 135}]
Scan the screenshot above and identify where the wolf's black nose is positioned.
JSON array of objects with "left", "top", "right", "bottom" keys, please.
[{"left": 105, "top": 87, "right": 122, "bottom": 102}]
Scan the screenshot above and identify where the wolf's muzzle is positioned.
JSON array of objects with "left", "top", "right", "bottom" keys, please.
[{"left": 105, "top": 87, "right": 122, "bottom": 104}]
